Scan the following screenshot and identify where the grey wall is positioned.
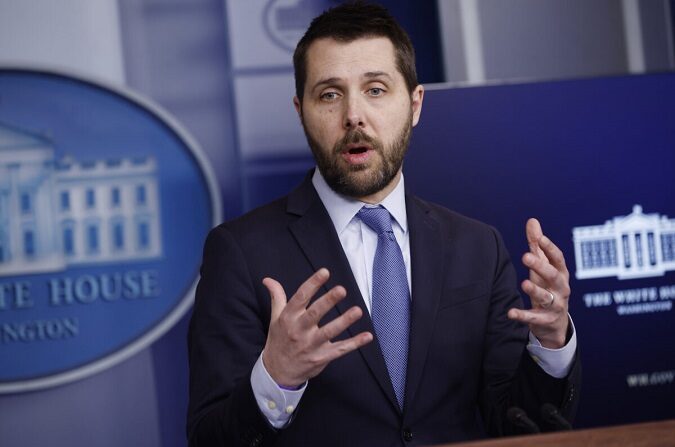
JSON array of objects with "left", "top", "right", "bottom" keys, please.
[{"left": 437, "top": 0, "right": 675, "bottom": 85}]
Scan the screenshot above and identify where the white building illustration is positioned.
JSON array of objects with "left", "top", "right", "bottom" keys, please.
[
  {"left": 573, "top": 205, "right": 675, "bottom": 280},
  {"left": 0, "top": 122, "right": 162, "bottom": 277}
]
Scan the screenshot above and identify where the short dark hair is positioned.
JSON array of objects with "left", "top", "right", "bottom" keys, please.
[{"left": 293, "top": 1, "right": 418, "bottom": 102}]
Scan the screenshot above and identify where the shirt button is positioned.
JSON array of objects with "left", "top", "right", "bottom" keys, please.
[
  {"left": 285, "top": 405, "right": 295, "bottom": 414},
  {"left": 402, "top": 428, "right": 413, "bottom": 442},
  {"left": 567, "top": 386, "right": 575, "bottom": 403},
  {"left": 267, "top": 400, "right": 277, "bottom": 410}
]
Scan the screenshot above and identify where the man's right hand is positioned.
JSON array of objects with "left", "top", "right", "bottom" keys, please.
[{"left": 261, "top": 268, "right": 373, "bottom": 388}]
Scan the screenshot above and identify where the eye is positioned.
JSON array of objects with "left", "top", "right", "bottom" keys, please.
[
  {"left": 367, "top": 87, "right": 385, "bottom": 97},
  {"left": 320, "top": 91, "right": 340, "bottom": 101}
]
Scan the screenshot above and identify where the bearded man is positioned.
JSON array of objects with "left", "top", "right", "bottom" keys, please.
[{"left": 187, "top": 3, "right": 580, "bottom": 446}]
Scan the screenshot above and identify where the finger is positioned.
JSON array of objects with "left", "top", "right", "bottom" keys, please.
[
  {"left": 286, "top": 268, "right": 331, "bottom": 311},
  {"left": 538, "top": 235, "right": 568, "bottom": 272},
  {"left": 522, "top": 279, "right": 567, "bottom": 310},
  {"left": 262, "top": 277, "right": 287, "bottom": 322},
  {"left": 317, "top": 305, "right": 363, "bottom": 341},
  {"left": 507, "top": 307, "right": 559, "bottom": 326},
  {"left": 525, "top": 218, "right": 546, "bottom": 282},
  {"left": 302, "top": 285, "right": 347, "bottom": 327},
  {"left": 522, "top": 252, "right": 564, "bottom": 289},
  {"left": 323, "top": 331, "right": 373, "bottom": 363},
  {"left": 526, "top": 218, "right": 544, "bottom": 255},
  {"left": 528, "top": 266, "right": 544, "bottom": 286}
]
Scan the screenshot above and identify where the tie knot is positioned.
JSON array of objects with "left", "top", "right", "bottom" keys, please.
[{"left": 357, "top": 206, "right": 394, "bottom": 235}]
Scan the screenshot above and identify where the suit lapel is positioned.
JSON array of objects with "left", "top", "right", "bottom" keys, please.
[
  {"left": 403, "top": 195, "right": 445, "bottom": 411},
  {"left": 286, "top": 175, "right": 401, "bottom": 412}
]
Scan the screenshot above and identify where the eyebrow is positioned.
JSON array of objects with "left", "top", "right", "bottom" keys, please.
[
  {"left": 311, "top": 77, "right": 342, "bottom": 92},
  {"left": 311, "top": 71, "right": 394, "bottom": 92},
  {"left": 363, "top": 71, "right": 392, "bottom": 81}
]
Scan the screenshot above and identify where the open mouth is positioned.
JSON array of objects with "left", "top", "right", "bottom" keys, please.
[
  {"left": 341, "top": 143, "right": 374, "bottom": 165},
  {"left": 347, "top": 146, "right": 369, "bottom": 154},
  {"left": 343, "top": 142, "right": 373, "bottom": 154}
]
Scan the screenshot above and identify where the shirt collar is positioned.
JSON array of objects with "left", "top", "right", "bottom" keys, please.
[{"left": 312, "top": 168, "right": 408, "bottom": 234}]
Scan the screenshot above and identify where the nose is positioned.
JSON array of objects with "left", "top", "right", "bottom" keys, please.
[{"left": 343, "top": 95, "right": 365, "bottom": 130}]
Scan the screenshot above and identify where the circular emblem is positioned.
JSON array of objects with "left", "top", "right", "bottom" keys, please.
[
  {"left": 262, "top": 0, "right": 334, "bottom": 52},
  {"left": 0, "top": 68, "right": 221, "bottom": 392}
]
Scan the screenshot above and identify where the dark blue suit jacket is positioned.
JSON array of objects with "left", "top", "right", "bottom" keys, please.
[{"left": 187, "top": 173, "right": 580, "bottom": 446}]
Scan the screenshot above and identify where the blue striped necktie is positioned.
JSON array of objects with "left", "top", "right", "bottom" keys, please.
[{"left": 357, "top": 206, "right": 410, "bottom": 409}]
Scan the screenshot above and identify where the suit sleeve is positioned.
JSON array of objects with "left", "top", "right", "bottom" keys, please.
[
  {"left": 479, "top": 227, "right": 581, "bottom": 436},
  {"left": 187, "top": 226, "right": 279, "bottom": 447}
]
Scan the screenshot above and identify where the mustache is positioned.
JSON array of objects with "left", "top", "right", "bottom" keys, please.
[{"left": 334, "top": 129, "right": 379, "bottom": 154}]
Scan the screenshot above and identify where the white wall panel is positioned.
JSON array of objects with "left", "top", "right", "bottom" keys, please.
[{"left": 0, "top": 0, "right": 125, "bottom": 84}]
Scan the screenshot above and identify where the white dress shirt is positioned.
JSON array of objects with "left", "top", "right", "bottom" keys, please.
[{"left": 251, "top": 169, "right": 577, "bottom": 428}]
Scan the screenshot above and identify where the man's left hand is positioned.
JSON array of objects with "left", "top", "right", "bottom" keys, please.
[{"left": 507, "top": 218, "right": 570, "bottom": 349}]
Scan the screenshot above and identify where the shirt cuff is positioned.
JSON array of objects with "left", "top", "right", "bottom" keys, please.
[
  {"left": 250, "top": 352, "right": 307, "bottom": 428},
  {"left": 526, "top": 316, "right": 577, "bottom": 379}
]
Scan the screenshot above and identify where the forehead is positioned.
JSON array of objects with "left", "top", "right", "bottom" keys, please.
[{"left": 304, "top": 36, "right": 399, "bottom": 82}]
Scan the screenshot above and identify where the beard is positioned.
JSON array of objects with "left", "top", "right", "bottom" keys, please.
[{"left": 302, "top": 113, "right": 413, "bottom": 199}]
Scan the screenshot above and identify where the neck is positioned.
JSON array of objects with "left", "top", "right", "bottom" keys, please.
[{"left": 356, "top": 170, "right": 402, "bottom": 204}]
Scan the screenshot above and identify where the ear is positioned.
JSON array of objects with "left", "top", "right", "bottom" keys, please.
[
  {"left": 411, "top": 84, "right": 424, "bottom": 127},
  {"left": 293, "top": 96, "right": 302, "bottom": 119}
]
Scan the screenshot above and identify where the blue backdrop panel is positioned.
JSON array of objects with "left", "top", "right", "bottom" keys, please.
[{"left": 404, "top": 73, "right": 675, "bottom": 427}]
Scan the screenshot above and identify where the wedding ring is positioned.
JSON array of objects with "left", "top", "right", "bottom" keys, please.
[{"left": 542, "top": 289, "right": 555, "bottom": 308}]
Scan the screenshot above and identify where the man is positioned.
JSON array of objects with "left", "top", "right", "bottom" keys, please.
[{"left": 187, "top": 3, "right": 580, "bottom": 446}]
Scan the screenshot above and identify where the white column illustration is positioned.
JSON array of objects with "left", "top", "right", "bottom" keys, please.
[
  {"left": 573, "top": 205, "right": 675, "bottom": 280},
  {"left": 0, "top": 122, "right": 163, "bottom": 277}
]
